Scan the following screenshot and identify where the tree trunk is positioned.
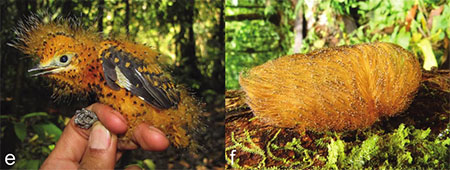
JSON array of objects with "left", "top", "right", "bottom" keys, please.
[
  {"left": 293, "top": 2, "right": 303, "bottom": 53},
  {"left": 211, "top": 0, "right": 225, "bottom": 94},
  {"left": 98, "top": 0, "right": 104, "bottom": 32},
  {"left": 124, "top": 0, "right": 129, "bottom": 34},
  {"left": 11, "top": 0, "right": 34, "bottom": 115},
  {"left": 176, "top": 0, "right": 203, "bottom": 91}
]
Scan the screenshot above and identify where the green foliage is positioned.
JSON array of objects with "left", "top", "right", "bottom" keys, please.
[
  {"left": 32, "top": 123, "right": 62, "bottom": 142},
  {"left": 225, "top": 20, "right": 283, "bottom": 89},
  {"left": 127, "top": 159, "right": 156, "bottom": 170},
  {"left": 14, "top": 122, "right": 27, "bottom": 142},
  {"left": 226, "top": 0, "right": 450, "bottom": 89},
  {"left": 9, "top": 112, "right": 62, "bottom": 144},
  {"left": 13, "top": 159, "right": 40, "bottom": 169},
  {"left": 0, "top": 112, "right": 66, "bottom": 169},
  {"left": 225, "top": 0, "right": 295, "bottom": 89}
]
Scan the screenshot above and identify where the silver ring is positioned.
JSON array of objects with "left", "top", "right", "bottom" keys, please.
[{"left": 74, "top": 108, "right": 98, "bottom": 129}]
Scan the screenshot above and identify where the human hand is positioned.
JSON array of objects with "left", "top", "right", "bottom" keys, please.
[{"left": 40, "top": 103, "right": 169, "bottom": 169}]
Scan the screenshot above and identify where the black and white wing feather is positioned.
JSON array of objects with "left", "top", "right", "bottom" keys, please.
[{"left": 101, "top": 46, "right": 179, "bottom": 109}]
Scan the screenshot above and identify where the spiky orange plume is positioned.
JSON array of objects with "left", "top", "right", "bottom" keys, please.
[
  {"left": 10, "top": 15, "right": 201, "bottom": 149},
  {"left": 240, "top": 42, "right": 422, "bottom": 132}
]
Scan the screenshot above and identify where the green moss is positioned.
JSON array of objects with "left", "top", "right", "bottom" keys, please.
[
  {"left": 325, "top": 138, "right": 346, "bottom": 169},
  {"left": 226, "top": 130, "right": 267, "bottom": 169},
  {"left": 226, "top": 123, "right": 450, "bottom": 169},
  {"left": 326, "top": 134, "right": 381, "bottom": 169},
  {"left": 267, "top": 130, "right": 316, "bottom": 168}
]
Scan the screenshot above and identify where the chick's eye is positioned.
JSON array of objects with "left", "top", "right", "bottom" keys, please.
[{"left": 60, "top": 55, "right": 68, "bottom": 63}]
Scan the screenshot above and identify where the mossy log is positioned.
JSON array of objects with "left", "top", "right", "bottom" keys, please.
[{"left": 225, "top": 70, "right": 449, "bottom": 168}]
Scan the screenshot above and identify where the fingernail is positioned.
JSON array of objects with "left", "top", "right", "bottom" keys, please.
[
  {"left": 89, "top": 123, "right": 111, "bottom": 150},
  {"left": 148, "top": 126, "right": 165, "bottom": 136}
]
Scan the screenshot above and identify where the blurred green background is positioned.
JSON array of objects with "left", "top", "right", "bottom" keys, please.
[
  {"left": 1, "top": 0, "right": 224, "bottom": 169},
  {"left": 226, "top": 0, "right": 450, "bottom": 89}
]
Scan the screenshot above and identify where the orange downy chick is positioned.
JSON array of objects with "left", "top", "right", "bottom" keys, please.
[
  {"left": 10, "top": 16, "right": 201, "bottom": 149},
  {"left": 240, "top": 42, "right": 422, "bottom": 132}
]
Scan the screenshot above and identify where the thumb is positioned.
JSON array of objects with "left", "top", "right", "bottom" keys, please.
[{"left": 79, "top": 122, "right": 118, "bottom": 169}]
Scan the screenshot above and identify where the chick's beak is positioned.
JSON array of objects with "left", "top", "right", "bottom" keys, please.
[{"left": 28, "top": 65, "right": 58, "bottom": 76}]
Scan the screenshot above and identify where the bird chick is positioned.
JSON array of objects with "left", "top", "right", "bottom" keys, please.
[{"left": 9, "top": 15, "right": 201, "bottom": 149}]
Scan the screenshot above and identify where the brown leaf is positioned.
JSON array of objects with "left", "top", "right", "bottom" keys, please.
[
  {"left": 179, "top": 160, "right": 190, "bottom": 168},
  {"left": 427, "top": 5, "right": 444, "bottom": 30},
  {"left": 406, "top": 4, "right": 418, "bottom": 31}
]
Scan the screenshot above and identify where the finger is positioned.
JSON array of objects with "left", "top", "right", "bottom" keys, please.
[
  {"left": 133, "top": 124, "right": 169, "bottom": 151},
  {"left": 40, "top": 116, "right": 88, "bottom": 169},
  {"left": 125, "top": 165, "right": 143, "bottom": 170},
  {"left": 41, "top": 103, "right": 127, "bottom": 169},
  {"left": 118, "top": 139, "right": 139, "bottom": 150},
  {"left": 87, "top": 103, "right": 127, "bottom": 134},
  {"left": 79, "top": 122, "right": 118, "bottom": 169}
]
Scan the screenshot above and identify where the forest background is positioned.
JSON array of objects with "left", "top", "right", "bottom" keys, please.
[{"left": 226, "top": 0, "right": 449, "bottom": 89}]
